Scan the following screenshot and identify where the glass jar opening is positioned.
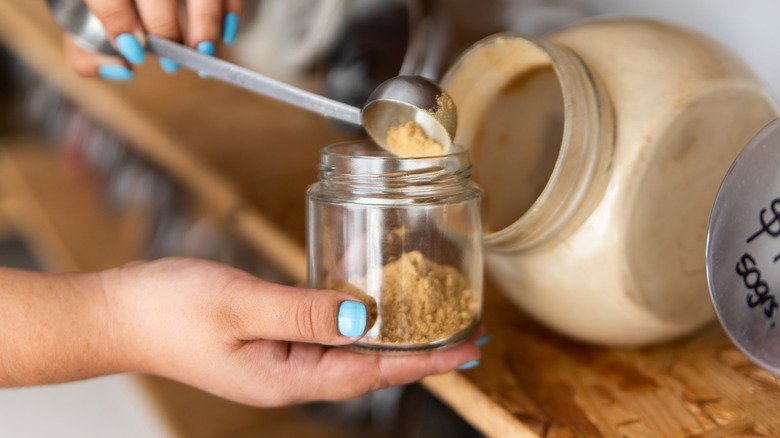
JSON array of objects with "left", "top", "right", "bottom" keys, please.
[{"left": 317, "top": 141, "right": 475, "bottom": 200}]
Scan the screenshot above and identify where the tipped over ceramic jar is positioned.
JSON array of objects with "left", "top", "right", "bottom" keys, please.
[{"left": 442, "top": 18, "right": 779, "bottom": 346}]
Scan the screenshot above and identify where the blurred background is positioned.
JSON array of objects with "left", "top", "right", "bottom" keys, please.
[{"left": 0, "top": 0, "right": 778, "bottom": 437}]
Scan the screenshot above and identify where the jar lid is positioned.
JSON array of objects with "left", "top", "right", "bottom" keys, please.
[{"left": 707, "top": 117, "right": 780, "bottom": 375}]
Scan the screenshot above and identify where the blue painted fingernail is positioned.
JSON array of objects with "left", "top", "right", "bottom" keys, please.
[
  {"left": 98, "top": 64, "right": 133, "bottom": 81},
  {"left": 196, "top": 41, "right": 215, "bottom": 78},
  {"left": 158, "top": 57, "right": 179, "bottom": 73},
  {"left": 158, "top": 58, "right": 179, "bottom": 73},
  {"left": 223, "top": 12, "right": 239, "bottom": 45},
  {"left": 115, "top": 33, "right": 145, "bottom": 65},
  {"left": 458, "top": 360, "right": 480, "bottom": 371},
  {"left": 475, "top": 333, "right": 492, "bottom": 347},
  {"left": 338, "top": 301, "right": 367, "bottom": 338},
  {"left": 197, "top": 40, "right": 215, "bottom": 56}
]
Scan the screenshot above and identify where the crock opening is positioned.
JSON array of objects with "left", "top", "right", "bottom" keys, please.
[{"left": 444, "top": 36, "right": 565, "bottom": 235}]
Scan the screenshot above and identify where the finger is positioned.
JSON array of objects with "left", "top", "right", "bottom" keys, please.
[
  {"left": 287, "top": 331, "right": 484, "bottom": 402},
  {"left": 63, "top": 36, "right": 133, "bottom": 81},
  {"left": 186, "top": 0, "right": 223, "bottom": 48},
  {"left": 222, "top": 0, "right": 243, "bottom": 45},
  {"left": 186, "top": 0, "right": 223, "bottom": 77},
  {"left": 227, "top": 279, "right": 372, "bottom": 345},
  {"left": 84, "top": 0, "right": 146, "bottom": 65},
  {"left": 134, "top": 0, "right": 181, "bottom": 40},
  {"left": 135, "top": 0, "right": 182, "bottom": 73}
]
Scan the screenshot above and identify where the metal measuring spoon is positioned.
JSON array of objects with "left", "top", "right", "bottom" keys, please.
[
  {"left": 363, "top": 76, "right": 456, "bottom": 154},
  {"left": 45, "top": 0, "right": 456, "bottom": 154}
]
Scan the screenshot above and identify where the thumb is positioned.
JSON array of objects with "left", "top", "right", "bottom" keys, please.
[{"left": 227, "top": 280, "right": 373, "bottom": 345}]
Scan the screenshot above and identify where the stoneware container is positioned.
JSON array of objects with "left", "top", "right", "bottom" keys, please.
[{"left": 442, "top": 18, "right": 778, "bottom": 346}]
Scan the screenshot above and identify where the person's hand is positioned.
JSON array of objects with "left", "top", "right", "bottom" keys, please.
[
  {"left": 63, "top": 0, "right": 243, "bottom": 81},
  {"left": 100, "top": 257, "right": 483, "bottom": 406}
]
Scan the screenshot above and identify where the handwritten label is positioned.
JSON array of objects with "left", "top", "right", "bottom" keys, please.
[
  {"left": 736, "top": 253, "right": 779, "bottom": 319},
  {"left": 740, "top": 198, "right": 780, "bottom": 327},
  {"left": 746, "top": 199, "right": 780, "bottom": 243}
]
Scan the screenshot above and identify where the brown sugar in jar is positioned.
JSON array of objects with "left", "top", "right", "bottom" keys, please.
[{"left": 328, "top": 250, "right": 477, "bottom": 346}]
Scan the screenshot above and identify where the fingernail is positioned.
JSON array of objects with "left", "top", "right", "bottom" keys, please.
[
  {"left": 98, "top": 64, "right": 133, "bottom": 81},
  {"left": 115, "top": 33, "right": 145, "bottom": 65},
  {"left": 158, "top": 57, "right": 179, "bottom": 73},
  {"left": 223, "top": 12, "right": 239, "bottom": 45},
  {"left": 475, "top": 333, "right": 492, "bottom": 347},
  {"left": 196, "top": 41, "right": 215, "bottom": 78},
  {"left": 338, "top": 301, "right": 367, "bottom": 338},
  {"left": 458, "top": 360, "right": 480, "bottom": 371}
]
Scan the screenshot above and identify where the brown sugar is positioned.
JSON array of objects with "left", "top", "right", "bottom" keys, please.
[
  {"left": 434, "top": 93, "right": 454, "bottom": 117},
  {"left": 330, "top": 250, "right": 477, "bottom": 346},
  {"left": 385, "top": 121, "right": 444, "bottom": 157}
]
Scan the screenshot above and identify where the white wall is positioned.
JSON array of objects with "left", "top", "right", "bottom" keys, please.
[
  {"left": 0, "top": 375, "right": 172, "bottom": 438},
  {"left": 582, "top": 0, "right": 780, "bottom": 102}
]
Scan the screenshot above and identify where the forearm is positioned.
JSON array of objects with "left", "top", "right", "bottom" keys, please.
[
  {"left": 0, "top": 257, "right": 484, "bottom": 406},
  {"left": 0, "top": 267, "right": 125, "bottom": 387}
]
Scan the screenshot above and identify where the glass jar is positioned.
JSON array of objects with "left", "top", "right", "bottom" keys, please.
[
  {"left": 306, "top": 141, "right": 484, "bottom": 353},
  {"left": 442, "top": 18, "right": 779, "bottom": 346}
]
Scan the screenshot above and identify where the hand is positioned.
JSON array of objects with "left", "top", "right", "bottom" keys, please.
[
  {"left": 102, "top": 257, "right": 482, "bottom": 407},
  {"left": 63, "top": 0, "right": 244, "bottom": 81}
]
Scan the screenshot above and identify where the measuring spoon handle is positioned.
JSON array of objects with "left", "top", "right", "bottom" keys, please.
[{"left": 147, "top": 36, "right": 362, "bottom": 126}]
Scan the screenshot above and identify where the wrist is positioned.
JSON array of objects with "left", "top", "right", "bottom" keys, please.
[
  {"left": 0, "top": 268, "right": 130, "bottom": 387},
  {"left": 67, "top": 269, "right": 133, "bottom": 377},
  {"left": 95, "top": 264, "right": 150, "bottom": 375}
]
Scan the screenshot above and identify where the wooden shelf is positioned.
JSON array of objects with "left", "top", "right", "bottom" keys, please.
[
  {"left": 2, "top": 1, "right": 780, "bottom": 437},
  {"left": 426, "top": 284, "right": 780, "bottom": 437}
]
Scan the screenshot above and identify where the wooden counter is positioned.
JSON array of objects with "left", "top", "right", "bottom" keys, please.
[{"left": 2, "top": 1, "right": 780, "bottom": 437}]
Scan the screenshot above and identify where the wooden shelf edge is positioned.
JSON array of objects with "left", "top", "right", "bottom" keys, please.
[{"left": 423, "top": 372, "right": 539, "bottom": 438}]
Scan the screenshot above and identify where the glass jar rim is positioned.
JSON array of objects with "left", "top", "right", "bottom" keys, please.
[
  {"left": 314, "top": 140, "right": 476, "bottom": 199},
  {"left": 321, "top": 140, "right": 469, "bottom": 160}
]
